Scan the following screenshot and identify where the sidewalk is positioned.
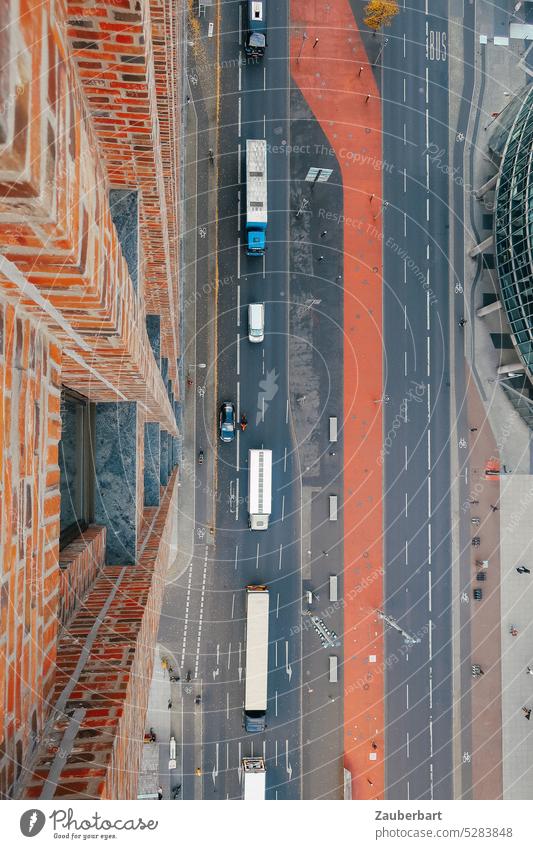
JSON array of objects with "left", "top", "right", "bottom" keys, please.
[
  {"left": 291, "top": 0, "right": 384, "bottom": 799},
  {"left": 456, "top": 0, "right": 533, "bottom": 799}
]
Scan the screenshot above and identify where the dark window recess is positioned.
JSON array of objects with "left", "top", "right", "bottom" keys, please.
[
  {"left": 482, "top": 254, "right": 495, "bottom": 269},
  {"left": 59, "top": 388, "right": 95, "bottom": 549},
  {"left": 489, "top": 333, "right": 514, "bottom": 350},
  {"left": 482, "top": 214, "right": 493, "bottom": 231}
]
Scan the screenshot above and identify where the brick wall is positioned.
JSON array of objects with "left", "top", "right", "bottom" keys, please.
[
  {"left": 65, "top": 0, "right": 182, "bottom": 378},
  {"left": 0, "top": 0, "right": 178, "bottom": 435},
  {"left": 0, "top": 302, "right": 62, "bottom": 799},
  {"left": 57, "top": 526, "right": 106, "bottom": 629},
  {"left": 0, "top": 0, "right": 182, "bottom": 800},
  {"left": 19, "top": 470, "right": 179, "bottom": 800}
]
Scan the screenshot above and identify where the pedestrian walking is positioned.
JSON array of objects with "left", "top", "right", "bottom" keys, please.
[
  {"left": 322, "top": 550, "right": 329, "bottom": 557},
  {"left": 167, "top": 699, "right": 172, "bottom": 710},
  {"left": 157, "top": 786, "right": 163, "bottom": 800},
  {"left": 371, "top": 741, "right": 378, "bottom": 750},
  {"left": 490, "top": 504, "right": 499, "bottom": 512},
  {"left": 313, "top": 37, "right": 319, "bottom": 48},
  {"left": 510, "top": 626, "right": 518, "bottom": 636},
  {"left": 470, "top": 427, "right": 478, "bottom": 432},
  {"left": 522, "top": 707, "right": 531, "bottom": 721},
  {"left": 516, "top": 566, "right": 531, "bottom": 574},
  {"left": 459, "top": 317, "right": 467, "bottom": 327},
  {"left": 366, "top": 778, "right": 374, "bottom": 786},
  {"left": 317, "top": 255, "right": 324, "bottom": 262},
  {"left": 526, "top": 667, "right": 533, "bottom": 675},
  {"left": 320, "top": 230, "right": 328, "bottom": 237}
]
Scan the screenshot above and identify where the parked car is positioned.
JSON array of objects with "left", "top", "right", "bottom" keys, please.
[
  {"left": 475, "top": 572, "right": 487, "bottom": 582},
  {"left": 473, "top": 588, "right": 483, "bottom": 600},
  {"left": 219, "top": 402, "right": 236, "bottom": 442}
]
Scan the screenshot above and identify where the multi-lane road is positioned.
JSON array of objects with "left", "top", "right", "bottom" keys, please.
[
  {"left": 181, "top": 0, "right": 304, "bottom": 800},
  {"left": 383, "top": 0, "right": 454, "bottom": 799}
]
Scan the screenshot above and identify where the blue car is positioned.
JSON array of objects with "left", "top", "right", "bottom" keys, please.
[{"left": 219, "top": 402, "right": 236, "bottom": 443}]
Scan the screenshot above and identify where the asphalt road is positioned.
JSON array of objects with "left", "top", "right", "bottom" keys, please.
[
  {"left": 382, "top": 0, "right": 454, "bottom": 800},
  {"left": 187, "top": 0, "right": 303, "bottom": 800}
]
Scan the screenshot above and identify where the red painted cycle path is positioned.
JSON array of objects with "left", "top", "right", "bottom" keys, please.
[{"left": 290, "top": 4, "right": 385, "bottom": 798}]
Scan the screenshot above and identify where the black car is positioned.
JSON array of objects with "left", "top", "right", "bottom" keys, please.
[
  {"left": 475, "top": 572, "right": 487, "bottom": 582},
  {"left": 219, "top": 402, "right": 236, "bottom": 443},
  {"left": 473, "top": 588, "right": 483, "bottom": 600}
]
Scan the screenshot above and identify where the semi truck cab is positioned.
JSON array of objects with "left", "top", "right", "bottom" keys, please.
[{"left": 244, "top": 1, "right": 267, "bottom": 58}]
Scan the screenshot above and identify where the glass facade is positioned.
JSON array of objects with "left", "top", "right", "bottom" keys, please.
[{"left": 494, "top": 86, "right": 533, "bottom": 374}]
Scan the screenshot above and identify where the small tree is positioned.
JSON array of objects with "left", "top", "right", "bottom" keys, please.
[{"left": 364, "top": 0, "right": 399, "bottom": 31}]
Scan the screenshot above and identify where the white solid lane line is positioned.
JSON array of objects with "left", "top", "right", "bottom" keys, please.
[
  {"left": 237, "top": 237, "right": 241, "bottom": 279},
  {"left": 405, "top": 444, "right": 408, "bottom": 471},
  {"left": 285, "top": 398, "right": 289, "bottom": 424},
  {"left": 405, "top": 540, "right": 408, "bottom": 565},
  {"left": 236, "top": 333, "right": 240, "bottom": 375},
  {"left": 404, "top": 304, "right": 407, "bottom": 330},
  {"left": 403, "top": 77, "right": 406, "bottom": 102},
  {"left": 405, "top": 493, "right": 408, "bottom": 517},
  {"left": 428, "top": 523, "right": 432, "bottom": 565},
  {"left": 426, "top": 289, "right": 430, "bottom": 330},
  {"left": 238, "top": 62, "right": 242, "bottom": 92},
  {"left": 237, "top": 284, "right": 240, "bottom": 326},
  {"left": 406, "top": 732, "right": 410, "bottom": 758},
  {"left": 427, "top": 428, "right": 431, "bottom": 470},
  {"left": 256, "top": 543, "right": 259, "bottom": 570},
  {"left": 231, "top": 592, "right": 236, "bottom": 617},
  {"left": 427, "top": 334, "right": 430, "bottom": 376},
  {"left": 235, "top": 478, "right": 240, "bottom": 521},
  {"left": 284, "top": 446, "right": 287, "bottom": 472},
  {"left": 278, "top": 543, "right": 283, "bottom": 570},
  {"left": 406, "top": 684, "right": 409, "bottom": 709},
  {"left": 234, "top": 545, "right": 238, "bottom": 571},
  {"left": 281, "top": 494, "right": 285, "bottom": 521},
  {"left": 263, "top": 66, "right": 266, "bottom": 90},
  {"left": 427, "top": 476, "right": 431, "bottom": 516},
  {"left": 404, "top": 350, "right": 407, "bottom": 376},
  {"left": 238, "top": 97, "right": 241, "bottom": 136},
  {"left": 425, "top": 66, "right": 429, "bottom": 103},
  {"left": 428, "top": 570, "right": 432, "bottom": 613}
]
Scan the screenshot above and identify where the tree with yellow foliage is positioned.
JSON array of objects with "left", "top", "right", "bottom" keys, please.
[{"left": 364, "top": 0, "right": 399, "bottom": 30}]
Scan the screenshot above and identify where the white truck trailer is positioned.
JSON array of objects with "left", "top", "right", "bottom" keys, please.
[
  {"left": 245, "top": 140, "right": 268, "bottom": 256},
  {"left": 244, "top": 585, "right": 269, "bottom": 732},
  {"left": 242, "top": 756, "right": 266, "bottom": 799},
  {"left": 248, "top": 448, "right": 272, "bottom": 530}
]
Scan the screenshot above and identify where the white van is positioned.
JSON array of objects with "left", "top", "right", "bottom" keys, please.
[
  {"left": 248, "top": 303, "right": 265, "bottom": 343},
  {"left": 329, "top": 656, "right": 338, "bottom": 683}
]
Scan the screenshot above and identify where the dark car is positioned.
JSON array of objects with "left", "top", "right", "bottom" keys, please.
[
  {"left": 473, "top": 588, "right": 483, "bottom": 600},
  {"left": 219, "top": 402, "right": 236, "bottom": 443},
  {"left": 476, "top": 572, "right": 487, "bottom": 582}
]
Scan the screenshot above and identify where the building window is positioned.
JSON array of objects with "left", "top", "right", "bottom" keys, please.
[{"left": 59, "top": 388, "right": 95, "bottom": 548}]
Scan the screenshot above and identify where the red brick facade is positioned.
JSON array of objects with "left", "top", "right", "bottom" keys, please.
[{"left": 0, "top": 0, "right": 182, "bottom": 799}]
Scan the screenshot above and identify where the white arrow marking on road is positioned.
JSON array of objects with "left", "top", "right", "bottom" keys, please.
[
  {"left": 212, "top": 743, "right": 219, "bottom": 787},
  {"left": 285, "top": 641, "right": 292, "bottom": 682},
  {"left": 212, "top": 667, "right": 219, "bottom": 680},
  {"left": 285, "top": 739, "right": 292, "bottom": 780}
]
